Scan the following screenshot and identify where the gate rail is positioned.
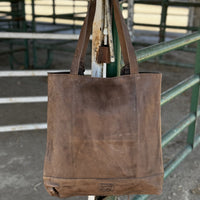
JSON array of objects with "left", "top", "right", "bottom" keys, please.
[{"left": 0, "top": 31, "right": 200, "bottom": 200}]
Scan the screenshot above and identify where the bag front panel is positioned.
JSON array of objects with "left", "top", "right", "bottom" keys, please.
[
  {"left": 44, "top": 73, "right": 163, "bottom": 180},
  {"left": 45, "top": 74, "right": 139, "bottom": 179},
  {"left": 71, "top": 76, "right": 138, "bottom": 178}
]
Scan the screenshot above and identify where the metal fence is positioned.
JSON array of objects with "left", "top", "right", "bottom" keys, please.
[
  {"left": 0, "top": 0, "right": 89, "bottom": 69},
  {"left": 0, "top": 30, "right": 200, "bottom": 199},
  {"left": 1, "top": 0, "right": 200, "bottom": 70}
]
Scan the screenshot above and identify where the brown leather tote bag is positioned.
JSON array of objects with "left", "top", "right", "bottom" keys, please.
[{"left": 43, "top": 0, "right": 164, "bottom": 197}]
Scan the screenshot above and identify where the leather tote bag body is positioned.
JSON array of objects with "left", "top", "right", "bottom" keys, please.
[{"left": 43, "top": 0, "right": 164, "bottom": 198}]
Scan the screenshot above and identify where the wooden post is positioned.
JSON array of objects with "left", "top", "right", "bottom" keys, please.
[{"left": 91, "top": 0, "right": 104, "bottom": 78}]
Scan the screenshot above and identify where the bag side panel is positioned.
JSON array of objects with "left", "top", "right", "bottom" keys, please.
[
  {"left": 43, "top": 75, "right": 76, "bottom": 178},
  {"left": 135, "top": 74, "right": 164, "bottom": 179}
]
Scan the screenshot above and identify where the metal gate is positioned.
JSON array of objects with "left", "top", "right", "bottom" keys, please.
[{"left": 0, "top": 31, "right": 200, "bottom": 200}]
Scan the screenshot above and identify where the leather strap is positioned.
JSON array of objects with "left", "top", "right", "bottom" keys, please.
[
  {"left": 112, "top": 0, "right": 138, "bottom": 74},
  {"left": 70, "top": 0, "right": 139, "bottom": 75},
  {"left": 70, "top": 0, "right": 96, "bottom": 75}
]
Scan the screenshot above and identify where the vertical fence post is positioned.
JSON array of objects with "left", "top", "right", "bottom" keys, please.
[
  {"left": 31, "top": 0, "right": 37, "bottom": 68},
  {"left": 10, "top": 0, "right": 29, "bottom": 69},
  {"left": 107, "top": 3, "right": 122, "bottom": 77},
  {"left": 187, "top": 39, "right": 200, "bottom": 147},
  {"left": 159, "top": 0, "right": 168, "bottom": 43},
  {"left": 21, "top": 0, "right": 29, "bottom": 69},
  {"left": 52, "top": 0, "right": 56, "bottom": 24},
  {"left": 73, "top": 0, "right": 75, "bottom": 34},
  {"left": 9, "top": 40, "right": 14, "bottom": 69}
]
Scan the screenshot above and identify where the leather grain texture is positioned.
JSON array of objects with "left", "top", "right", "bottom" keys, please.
[
  {"left": 44, "top": 74, "right": 163, "bottom": 197},
  {"left": 43, "top": 0, "right": 164, "bottom": 197},
  {"left": 97, "top": 46, "right": 111, "bottom": 64}
]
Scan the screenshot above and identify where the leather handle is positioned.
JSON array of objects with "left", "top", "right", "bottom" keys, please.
[
  {"left": 70, "top": 0, "right": 139, "bottom": 75},
  {"left": 70, "top": 0, "right": 96, "bottom": 75},
  {"left": 112, "top": 0, "right": 138, "bottom": 74}
]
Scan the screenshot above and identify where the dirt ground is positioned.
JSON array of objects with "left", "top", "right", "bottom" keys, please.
[{"left": 0, "top": 39, "right": 200, "bottom": 200}]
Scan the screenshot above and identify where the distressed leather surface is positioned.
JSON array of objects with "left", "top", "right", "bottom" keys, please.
[
  {"left": 43, "top": 73, "right": 163, "bottom": 197},
  {"left": 97, "top": 46, "right": 111, "bottom": 64},
  {"left": 43, "top": 0, "right": 164, "bottom": 197}
]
